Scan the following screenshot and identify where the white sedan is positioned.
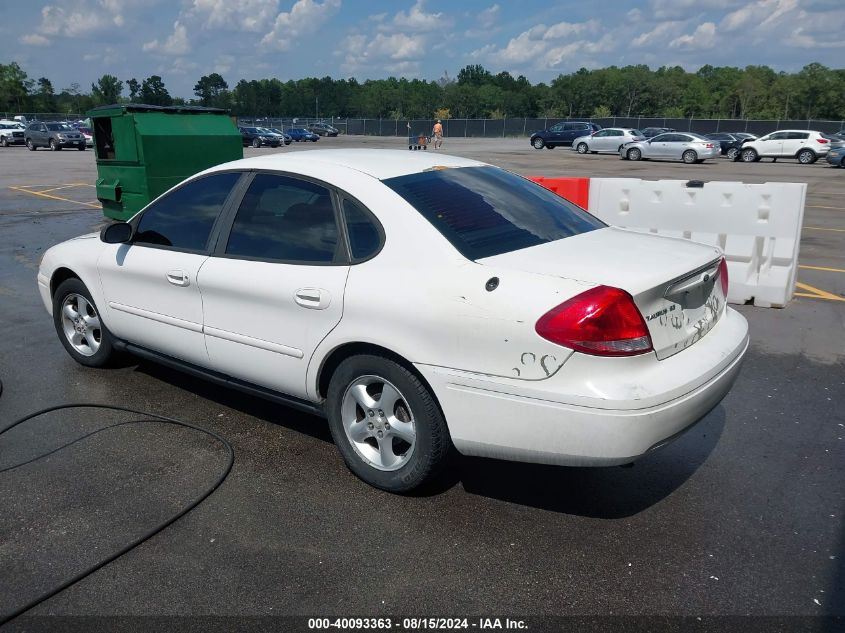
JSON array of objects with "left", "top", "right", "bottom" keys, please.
[
  {"left": 572, "top": 128, "right": 645, "bottom": 154},
  {"left": 37, "top": 150, "right": 749, "bottom": 492}
]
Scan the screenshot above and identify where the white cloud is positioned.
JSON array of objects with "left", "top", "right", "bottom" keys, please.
[
  {"left": 20, "top": 34, "right": 50, "bottom": 46},
  {"left": 720, "top": 0, "right": 796, "bottom": 32},
  {"left": 478, "top": 4, "right": 499, "bottom": 29},
  {"left": 143, "top": 20, "right": 190, "bottom": 55},
  {"left": 465, "top": 3, "right": 500, "bottom": 37},
  {"left": 543, "top": 19, "right": 598, "bottom": 40},
  {"left": 650, "top": 0, "right": 743, "bottom": 20},
  {"left": 669, "top": 21, "right": 717, "bottom": 49},
  {"left": 35, "top": 1, "right": 125, "bottom": 37},
  {"left": 631, "top": 21, "right": 682, "bottom": 47},
  {"left": 387, "top": 0, "right": 446, "bottom": 32},
  {"left": 261, "top": 0, "right": 341, "bottom": 50},
  {"left": 188, "top": 0, "right": 279, "bottom": 32}
]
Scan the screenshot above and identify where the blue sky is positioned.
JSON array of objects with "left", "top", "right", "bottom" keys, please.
[{"left": 3, "top": 0, "right": 844, "bottom": 98}]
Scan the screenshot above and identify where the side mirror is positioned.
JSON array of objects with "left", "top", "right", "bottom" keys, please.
[{"left": 101, "top": 222, "right": 133, "bottom": 244}]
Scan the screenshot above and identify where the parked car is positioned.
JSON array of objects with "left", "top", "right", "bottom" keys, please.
[
  {"left": 37, "top": 149, "right": 748, "bottom": 492},
  {"left": 269, "top": 128, "right": 293, "bottom": 145},
  {"left": 726, "top": 132, "right": 757, "bottom": 141},
  {"left": 573, "top": 128, "right": 645, "bottom": 154},
  {"left": 256, "top": 127, "right": 289, "bottom": 146},
  {"left": 308, "top": 122, "right": 339, "bottom": 137},
  {"left": 705, "top": 133, "right": 744, "bottom": 160},
  {"left": 25, "top": 121, "right": 86, "bottom": 151},
  {"left": 826, "top": 146, "right": 845, "bottom": 167},
  {"left": 287, "top": 127, "right": 320, "bottom": 142},
  {"left": 738, "top": 130, "right": 831, "bottom": 164},
  {"left": 620, "top": 132, "right": 719, "bottom": 163},
  {"left": 530, "top": 121, "right": 601, "bottom": 149},
  {"left": 78, "top": 127, "right": 94, "bottom": 147},
  {"left": 239, "top": 126, "right": 280, "bottom": 148},
  {"left": 0, "top": 120, "right": 26, "bottom": 146},
  {"left": 641, "top": 127, "right": 676, "bottom": 138}
]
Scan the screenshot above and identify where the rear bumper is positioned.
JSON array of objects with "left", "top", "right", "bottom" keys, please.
[{"left": 417, "top": 307, "right": 748, "bottom": 466}]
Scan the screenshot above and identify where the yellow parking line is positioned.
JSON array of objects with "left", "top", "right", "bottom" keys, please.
[
  {"left": 804, "top": 226, "right": 845, "bottom": 233},
  {"left": 8, "top": 186, "right": 101, "bottom": 209},
  {"left": 799, "top": 265, "right": 845, "bottom": 273},
  {"left": 795, "top": 282, "right": 845, "bottom": 302},
  {"left": 37, "top": 184, "right": 90, "bottom": 194}
]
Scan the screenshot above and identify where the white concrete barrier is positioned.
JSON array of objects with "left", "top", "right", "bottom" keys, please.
[{"left": 587, "top": 178, "right": 807, "bottom": 308}]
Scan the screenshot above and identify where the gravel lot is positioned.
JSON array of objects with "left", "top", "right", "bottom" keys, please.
[{"left": 0, "top": 137, "right": 842, "bottom": 631}]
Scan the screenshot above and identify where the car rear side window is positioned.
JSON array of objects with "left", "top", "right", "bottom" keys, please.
[
  {"left": 384, "top": 166, "right": 605, "bottom": 260},
  {"left": 134, "top": 172, "right": 241, "bottom": 251},
  {"left": 342, "top": 198, "right": 382, "bottom": 261},
  {"left": 224, "top": 173, "right": 341, "bottom": 264}
]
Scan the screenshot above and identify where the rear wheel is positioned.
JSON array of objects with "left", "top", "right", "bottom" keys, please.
[
  {"left": 545, "top": 144, "right": 554, "bottom": 150},
  {"left": 327, "top": 354, "right": 451, "bottom": 493},
  {"left": 53, "top": 278, "right": 117, "bottom": 368},
  {"left": 797, "top": 149, "right": 815, "bottom": 164},
  {"left": 682, "top": 149, "right": 698, "bottom": 164},
  {"left": 840, "top": 157, "right": 845, "bottom": 168},
  {"left": 576, "top": 142, "right": 588, "bottom": 154},
  {"left": 627, "top": 147, "right": 642, "bottom": 161},
  {"left": 741, "top": 148, "right": 758, "bottom": 162},
  {"left": 532, "top": 137, "right": 544, "bottom": 149}
]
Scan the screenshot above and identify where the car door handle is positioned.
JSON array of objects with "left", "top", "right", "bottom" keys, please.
[
  {"left": 165, "top": 270, "right": 190, "bottom": 287},
  {"left": 295, "top": 288, "right": 331, "bottom": 310}
]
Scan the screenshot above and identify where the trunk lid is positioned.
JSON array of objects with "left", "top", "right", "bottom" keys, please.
[{"left": 478, "top": 227, "right": 726, "bottom": 359}]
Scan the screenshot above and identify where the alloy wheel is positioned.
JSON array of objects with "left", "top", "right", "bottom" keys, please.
[
  {"left": 60, "top": 293, "right": 102, "bottom": 357},
  {"left": 341, "top": 375, "right": 416, "bottom": 471}
]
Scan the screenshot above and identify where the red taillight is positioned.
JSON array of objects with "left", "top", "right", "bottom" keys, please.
[
  {"left": 718, "top": 257, "right": 729, "bottom": 296},
  {"left": 817, "top": 138, "right": 829, "bottom": 144},
  {"left": 705, "top": 143, "right": 714, "bottom": 148},
  {"left": 535, "top": 286, "right": 653, "bottom": 357}
]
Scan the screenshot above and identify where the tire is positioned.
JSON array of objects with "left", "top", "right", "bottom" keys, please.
[
  {"left": 26, "top": 139, "right": 36, "bottom": 151},
  {"left": 532, "top": 137, "right": 544, "bottom": 149},
  {"left": 0, "top": 137, "right": 7, "bottom": 147},
  {"left": 52, "top": 278, "right": 118, "bottom": 368},
  {"left": 311, "top": 138, "right": 318, "bottom": 142},
  {"left": 627, "top": 147, "right": 642, "bottom": 161},
  {"left": 545, "top": 145, "right": 554, "bottom": 150},
  {"left": 726, "top": 147, "right": 739, "bottom": 161},
  {"left": 326, "top": 354, "right": 451, "bottom": 493},
  {"left": 682, "top": 150, "right": 698, "bottom": 164},
  {"left": 840, "top": 157, "right": 845, "bottom": 168},
  {"left": 50, "top": 138, "right": 60, "bottom": 151},
  {"left": 252, "top": 138, "right": 261, "bottom": 148},
  {"left": 576, "top": 142, "right": 588, "bottom": 154},
  {"left": 797, "top": 149, "right": 815, "bottom": 165},
  {"left": 741, "top": 148, "right": 758, "bottom": 162}
]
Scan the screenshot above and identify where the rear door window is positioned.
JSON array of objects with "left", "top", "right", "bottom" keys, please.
[{"left": 384, "top": 166, "right": 604, "bottom": 260}]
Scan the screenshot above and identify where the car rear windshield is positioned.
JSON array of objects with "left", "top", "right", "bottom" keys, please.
[{"left": 383, "top": 166, "right": 605, "bottom": 260}]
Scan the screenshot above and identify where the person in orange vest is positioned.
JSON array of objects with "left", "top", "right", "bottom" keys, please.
[{"left": 432, "top": 119, "right": 443, "bottom": 149}]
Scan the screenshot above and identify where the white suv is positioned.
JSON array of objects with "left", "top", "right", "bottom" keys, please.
[
  {"left": 739, "top": 130, "right": 831, "bottom": 164},
  {"left": 0, "top": 120, "right": 26, "bottom": 146}
]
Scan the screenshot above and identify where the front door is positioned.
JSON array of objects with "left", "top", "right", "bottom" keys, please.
[
  {"left": 98, "top": 171, "right": 243, "bottom": 366},
  {"left": 756, "top": 132, "right": 786, "bottom": 156},
  {"left": 198, "top": 173, "right": 349, "bottom": 400}
]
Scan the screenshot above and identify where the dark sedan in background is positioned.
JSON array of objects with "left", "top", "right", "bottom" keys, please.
[
  {"left": 308, "top": 122, "right": 339, "bottom": 137},
  {"left": 529, "top": 121, "right": 601, "bottom": 149},
  {"left": 287, "top": 128, "right": 320, "bottom": 142},
  {"left": 705, "top": 132, "right": 744, "bottom": 160},
  {"left": 827, "top": 145, "right": 845, "bottom": 167},
  {"left": 239, "top": 126, "right": 281, "bottom": 148},
  {"left": 641, "top": 127, "right": 676, "bottom": 138}
]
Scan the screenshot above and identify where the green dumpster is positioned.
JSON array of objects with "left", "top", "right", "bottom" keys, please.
[{"left": 88, "top": 104, "right": 243, "bottom": 221}]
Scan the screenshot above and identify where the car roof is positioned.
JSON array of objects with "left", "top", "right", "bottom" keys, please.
[{"left": 207, "top": 149, "right": 485, "bottom": 180}]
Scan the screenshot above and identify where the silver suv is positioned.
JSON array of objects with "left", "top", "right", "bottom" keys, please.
[{"left": 25, "top": 121, "right": 86, "bottom": 151}]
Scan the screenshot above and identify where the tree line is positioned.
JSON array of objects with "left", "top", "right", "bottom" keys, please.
[{"left": 2, "top": 61, "right": 844, "bottom": 121}]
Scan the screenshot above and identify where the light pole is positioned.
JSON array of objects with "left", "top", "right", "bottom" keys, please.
[{"left": 315, "top": 96, "right": 318, "bottom": 121}]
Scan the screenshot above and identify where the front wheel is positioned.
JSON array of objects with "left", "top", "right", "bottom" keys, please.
[
  {"left": 741, "top": 148, "right": 758, "bottom": 162},
  {"left": 26, "top": 139, "right": 36, "bottom": 151},
  {"left": 0, "top": 137, "right": 7, "bottom": 147},
  {"left": 326, "top": 354, "right": 451, "bottom": 493},
  {"left": 627, "top": 147, "right": 642, "bottom": 161},
  {"left": 576, "top": 142, "right": 588, "bottom": 154},
  {"left": 726, "top": 147, "right": 739, "bottom": 160},
  {"left": 52, "top": 278, "right": 118, "bottom": 368},
  {"left": 77, "top": 144, "right": 86, "bottom": 151},
  {"left": 50, "top": 139, "right": 60, "bottom": 151},
  {"left": 252, "top": 138, "right": 261, "bottom": 148},
  {"left": 532, "top": 137, "right": 544, "bottom": 149},
  {"left": 682, "top": 149, "right": 698, "bottom": 164}
]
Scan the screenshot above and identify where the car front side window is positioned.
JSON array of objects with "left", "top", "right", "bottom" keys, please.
[{"left": 133, "top": 172, "right": 241, "bottom": 252}]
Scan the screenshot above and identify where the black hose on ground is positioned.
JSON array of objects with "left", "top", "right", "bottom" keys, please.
[{"left": 0, "top": 393, "right": 235, "bottom": 626}]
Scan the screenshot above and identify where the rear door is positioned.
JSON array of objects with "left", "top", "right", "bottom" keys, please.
[
  {"left": 198, "top": 172, "right": 350, "bottom": 400},
  {"left": 97, "top": 171, "right": 244, "bottom": 366},
  {"left": 783, "top": 131, "right": 809, "bottom": 156}
]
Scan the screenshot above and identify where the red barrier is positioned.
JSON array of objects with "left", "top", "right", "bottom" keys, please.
[{"left": 528, "top": 176, "right": 590, "bottom": 209}]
